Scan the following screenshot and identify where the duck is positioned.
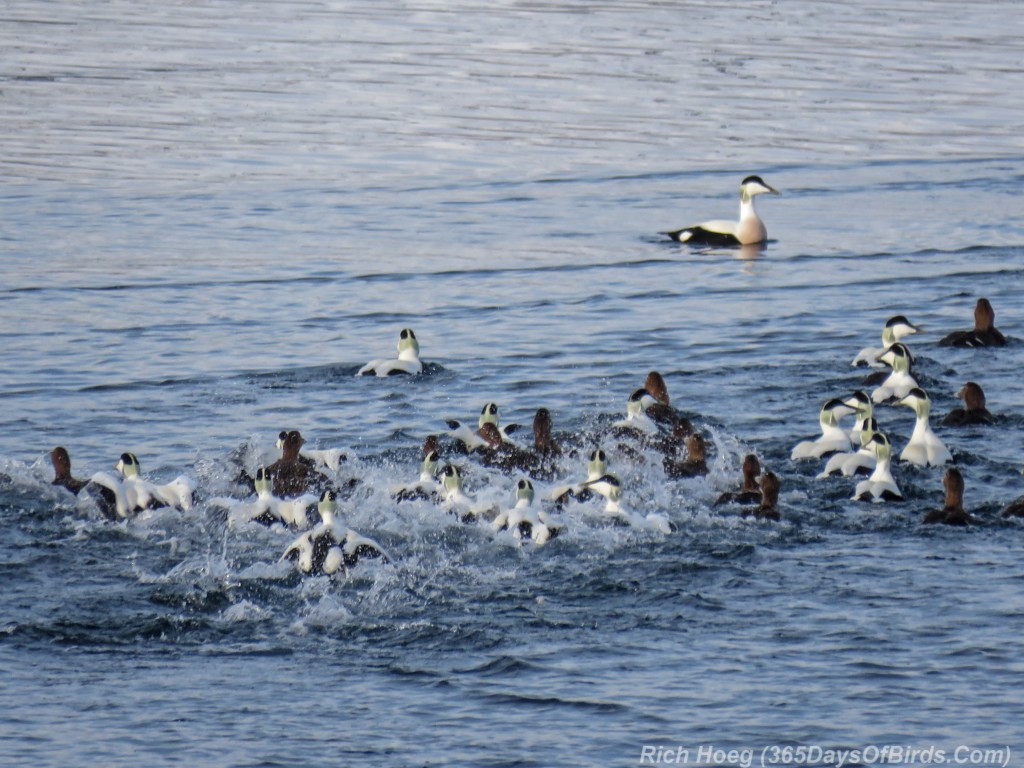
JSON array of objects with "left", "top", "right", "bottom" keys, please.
[
  {"left": 478, "top": 401, "right": 521, "bottom": 441},
  {"left": 870, "top": 343, "right": 919, "bottom": 403},
  {"left": 578, "top": 474, "right": 676, "bottom": 533},
  {"left": 663, "top": 433, "right": 709, "bottom": 478},
  {"left": 446, "top": 403, "right": 520, "bottom": 453},
  {"left": 853, "top": 433, "right": 903, "bottom": 502},
  {"left": 613, "top": 388, "right": 660, "bottom": 434},
  {"left": 661, "top": 175, "right": 780, "bottom": 246},
  {"left": 282, "top": 490, "right": 387, "bottom": 575},
  {"left": 438, "top": 464, "right": 496, "bottom": 523},
  {"left": 791, "top": 398, "right": 856, "bottom": 460},
  {"left": 1001, "top": 491, "right": 1024, "bottom": 519},
  {"left": 941, "top": 382, "right": 995, "bottom": 426},
  {"left": 266, "top": 430, "right": 330, "bottom": 498},
  {"left": 50, "top": 446, "right": 88, "bottom": 495},
  {"left": 550, "top": 448, "right": 608, "bottom": 506},
  {"left": 741, "top": 470, "right": 780, "bottom": 521},
  {"left": 391, "top": 436, "right": 443, "bottom": 502},
  {"left": 938, "top": 298, "right": 1007, "bottom": 348},
  {"left": 277, "top": 431, "right": 348, "bottom": 473},
  {"left": 531, "top": 407, "right": 562, "bottom": 459},
  {"left": 113, "top": 452, "right": 196, "bottom": 512},
  {"left": 223, "top": 466, "right": 319, "bottom": 528},
  {"left": 476, "top": 422, "right": 542, "bottom": 476},
  {"left": 817, "top": 418, "right": 879, "bottom": 478},
  {"left": 843, "top": 391, "right": 874, "bottom": 444},
  {"left": 851, "top": 315, "right": 921, "bottom": 368},
  {"left": 643, "top": 371, "right": 694, "bottom": 432},
  {"left": 492, "top": 479, "right": 563, "bottom": 546},
  {"left": 896, "top": 388, "right": 952, "bottom": 467},
  {"left": 715, "top": 453, "right": 762, "bottom": 505},
  {"left": 923, "top": 467, "right": 977, "bottom": 526},
  {"left": 357, "top": 327, "right": 424, "bottom": 376}
]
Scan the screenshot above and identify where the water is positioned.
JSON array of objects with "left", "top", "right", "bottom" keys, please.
[{"left": 2, "top": 1, "right": 1024, "bottom": 766}]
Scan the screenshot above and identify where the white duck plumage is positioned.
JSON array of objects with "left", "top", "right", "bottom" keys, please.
[
  {"left": 852, "top": 315, "right": 920, "bottom": 368},
  {"left": 613, "top": 389, "right": 659, "bottom": 434},
  {"left": 114, "top": 452, "right": 196, "bottom": 512},
  {"left": 662, "top": 176, "right": 780, "bottom": 246},
  {"left": 282, "top": 490, "right": 387, "bottom": 575},
  {"left": 871, "top": 343, "right": 919, "bottom": 404},
  {"left": 843, "top": 391, "right": 874, "bottom": 445},
  {"left": 357, "top": 328, "right": 424, "bottom": 377},
  {"left": 897, "top": 388, "right": 952, "bottom": 467},
  {"left": 791, "top": 399, "right": 856, "bottom": 460},
  {"left": 86, "top": 470, "right": 132, "bottom": 519},
  {"left": 492, "top": 479, "right": 561, "bottom": 545},
  {"left": 853, "top": 433, "right": 903, "bottom": 502},
  {"left": 550, "top": 448, "right": 608, "bottom": 502},
  {"left": 275, "top": 431, "right": 348, "bottom": 473},
  {"left": 438, "top": 464, "right": 496, "bottom": 522},
  {"left": 221, "top": 466, "right": 318, "bottom": 528},
  {"left": 579, "top": 474, "right": 675, "bottom": 534},
  {"left": 390, "top": 449, "right": 442, "bottom": 501},
  {"left": 817, "top": 417, "right": 879, "bottom": 479}
]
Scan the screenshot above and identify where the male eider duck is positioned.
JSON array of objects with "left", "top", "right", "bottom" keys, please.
[
  {"left": 896, "top": 388, "right": 952, "bottom": 468},
  {"left": 391, "top": 436, "right": 443, "bottom": 502},
  {"left": 790, "top": 398, "right": 856, "bottom": 460},
  {"left": 923, "top": 467, "right": 977, "bottom": 526},
  {"left": 492, "top": 479, "right": 563, "bottom": 546},
  {"left": 853, "top": 433, "right": 903, "bottom": 503},
  {"left": 715, "top": 453, "right": 762, "bottom": 506},
  {"left": 550, "top": 448, "right": 608, "bottom": 506},
  {"left": 579, "top": 473, "right": 675, "bottom": 534},
  {"left": 282, "top": 490, "right": 387, "bottom": 575},
  {"left": 438, "top": 464, "right": 496, "bottom": 523},
  {"left": 222, "top": 466, "right": 319, "bottom": 528},
  {"left": 357, "top": 327, "right": 424, "bottom": 376},
  {"left": 613, "top": 388, "right": 660, "bottom": 434},
  {"left": 741, "top": 470, "right": 780, "bottom": 521},
  {"left": 817, "top": 417, "right": 879, "bottom": 478},
  {"left": 843, "top": 391, "right": 874, "bottom": 444},
  {"left": 870, "top": 343, "right": 919, "bottom": 404},
  {"left": 662, "top": 175, "right": 779, "bottom": 246},
  {"left": 113, "top": 452, "right": 196, "bottom": 512},
  {"left": 852, "top": 315, "right": 921, "bottom": 368},
  {"left": 938, "top": 298, "right": 1007, "bottom": 348},
  {"left": 941, "top": 382, "right": 995, "bottom": 427}
]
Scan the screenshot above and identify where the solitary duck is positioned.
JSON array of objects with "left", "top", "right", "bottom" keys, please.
[
  {"left": 896, "top": 388, "right": 952, "bottom": 467},
  {"left": 357, "top": 328, "right": 424, "bottom": 376},
  {"left": 662, "top": 175, "right": 780, "bottom": 246},
  {"left": 941, "top": 382, "right": 995, "bottom": 426},
  {"left": 923, "top": 467, "right": 977, "bottom": 526},
  {"left": 938, "top": 298, "right": 1007, "bottom": 348}
]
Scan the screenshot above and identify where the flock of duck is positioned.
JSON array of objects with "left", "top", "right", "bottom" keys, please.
[{"left": 31, "top": 176, "right": 1024, "bottom": 579}]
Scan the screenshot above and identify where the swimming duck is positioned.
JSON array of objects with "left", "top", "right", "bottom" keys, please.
[
  {"left": 741, "top": 470, "right": 780, "bottom": 521},
  {"left": 715, "top": 453, "right": 762, "bottom": 505},
  {"left": 922, "top": 467, "right": 977, "bottom": 526},
  {"left": 550, "top": 448, "right": 608, "bottom": 506},
  {"left": 478, "top": 402, "right": 521, "bottom": 441},
  {"left": 853, "top": 433, "right": 903, "bottom": 502},
  {"left": 663, "top": 433, "right": 709, "bottom": 478},
  {"left": 266, "top": 430, "right": 330, "bottom": 498},
  {"left": 661, "top": 175, "right": 780, "bottom": 246},
  {"left": 843, "top": 391, "right": 874, "bottom": 444},
  {"left": 941, "top": 382, "right": 995, "bottom": 426},
  {"left": 1001, "top": 490, "right": 1024, "bottom": 519},
  {"left": 438, "top": 464, "right": 496, "bottom": 523},
  {"left": 532, "top": 407, "right": 562, "bottom": 458},
  {"left": 870, "top": 343, "right": 919, "bottom": 404},
  {"left": 282, "top": 490, "right": 387, "bottom": 575},
  {"left": 791, "top": 398, "right": 856, "bottom": 460},
  {"left": 113, "top": 452, "right": 196, "bottom": 512},
  {"left": 578, "top": 474, "right": 675, "bottom": 533},
  {"left": 446, "top": 403, "right": 520, "bottom": 453},
  {"left": 476, "top": 423, "right": 541, "bottom": 476},
  {"left": 492, "top": 479, "right": 562, "bottom": 545},
  {"left": 642, "top": 371, "right": 694, "bottom": 432},
  {"left": 896, "top": 388, "right": 952, "bottom": 467},
  {"left": 50, "top": 446, "right": 88, "bottom": 495},
  {"left": 276, "top": 431, "right": 348, "bottom": 473},
  {"left": 851, "top": 315, "right": 920, "bottom": 368},
  {"left": 391, "top": 437, "right": 443, "bottom": 502},
  {"left": 357, "top": 328, "right": 424, "bottom": 376},
  {"left": 938, "top": 298, "right": 1007, "bottom": 348},
  {"left": 817, "top": 417, "right": 879, "bottom": 478},
  {"left": 613, "top": 388, "right": 660, "bottom": 434},
  {"left": 223, "top": 466, "right": 318, "bottom": 528}
]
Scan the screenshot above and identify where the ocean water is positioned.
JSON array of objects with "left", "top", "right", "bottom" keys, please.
[{"left": 2, "top": 1, "right": 1024, "bottom": 766}]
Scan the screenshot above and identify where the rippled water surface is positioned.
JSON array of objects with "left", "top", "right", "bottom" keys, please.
[{"left": 3, "top": 2, "right": 1024, "bottom": 766}]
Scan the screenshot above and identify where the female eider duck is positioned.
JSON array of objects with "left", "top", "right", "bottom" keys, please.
[
  {"left": 276, "top": 430, "right": 348, "bottom": 473},
  {"left": 942, "top": 382, "right": 995, "bottom": 427},
  {"left": 663, "top": 433, "right": 709, "bottom": 479},
  {"left": 791, "top": 398, "right": 856, "bottom": 460},
  {"left": 938, "top": 298, "right": 1007, "bottom": 348},
  {"left": 896, "top": 388, "right": 952, "bottom": 467},
  {"left": 741, "top": 470, "right": 780, "bottom": 521},
  {"left": 267, "top": 430, "right": 331, "bottom": 498},
  {"left": 642, "top": 371, "right": 694, "bottom": 432},
  {"left": 853, "top": 433, "right": 903, "bottom": 503},
  {"left": 923, "top": 467, "right": 976, "bottom": 526},
  {"left": 50, "top": 446, "right": 88, "bottom": 495},
  {"left": 852, "top": 315, "right": 920, "bottom": 368},
  {"left": 357, "top": 327, "right": 424, "bottom": 376},
  {"left": 282, "top": 490, "right": 387, "bottom": 575},
  {"left": 662, "top": 175, "right": 779, "bottom": 246},
  {"left": 715, "top": 453, "right": 762, "bottom": 506}
]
